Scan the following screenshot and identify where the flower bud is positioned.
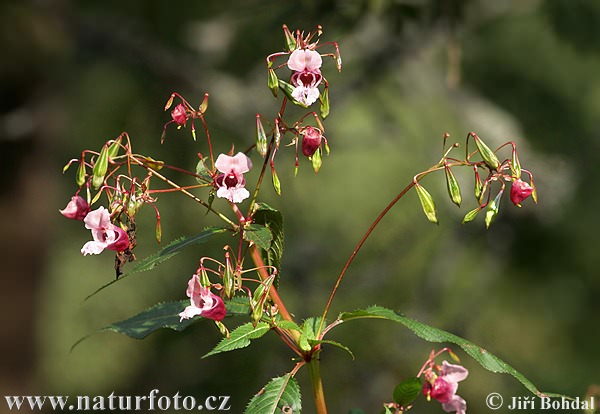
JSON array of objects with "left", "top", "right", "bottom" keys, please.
[
  {"left": 301, "top": 126, "right": 323, "bottom": 157},
  {"left": 170, "top": 103, "right": 187, "bottom": 126},
  {"left": 107, "top": 136, "right": 122, "bottom": 161},
  {"left": 282, "top": 24, "right": 297, "bottom": 52},
  {"left": 509, "top": 179, "right": 533, "bottom": 207},
  {"left": 76, "top": 160, "right": 86, "bottom": 187},
  {"left": 510, "top": 145, "right": 521, "bottom": 179},
  {"left": 199, "top": 93, "right": 209, "bottom": 114},
  {"left": 271, "top": 167, "right": 281, "bottom": 195},
  {"left": 59, "top": 196, "right": 91, "bottom": 220}
]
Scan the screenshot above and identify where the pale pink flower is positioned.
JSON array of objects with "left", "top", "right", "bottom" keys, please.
[
  {"left": 423, "top": 361, "right": 468, "bottom": 414},
  {"left": 81, "top": 207, "right": 130, "bottom": 255},
  {"left": 287, "top": 49, "right": 323, "bottom": 106},
  {"left": 510, "top": 179, "right": 534, "bottom": 207},
  {"left": 179, "top": 274, "right": 226, "bottom": 322},
  {"left": 60, "top": 195, "right": 90, "bottom": 220},
  {"left": 214, "top": 152, "right": 252, "bottom": 203}
]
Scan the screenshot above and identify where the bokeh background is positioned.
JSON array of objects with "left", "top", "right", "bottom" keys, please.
[{"left": 1, "top": 0, "right": 598, "bottom": 413}]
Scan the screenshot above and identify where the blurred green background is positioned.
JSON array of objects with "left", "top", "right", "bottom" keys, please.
[{"left": 1, "top": 0, "right": 598, "bottom": 413}]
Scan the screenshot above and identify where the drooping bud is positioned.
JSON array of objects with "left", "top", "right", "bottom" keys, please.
[
  {"left": 311, "top": 147, "right": 322, "bottom": 173},
  {"left": 268, "top": 68, "right": 279, "bottom": 98},
  {"left": 301, "top": 126, "right": 323, "bottom": 157},
  {"left": 444, "top": 166, "right": 462, "bottom": 207},
  {"left": 250, "top": 274, "right": 275, "bottom": 326},
  {"left": 170, "top": 103, "right": 187, "bottom": 126},
  {"left": 92, "top": 144, "right": 109, "bottom": 190},
  {"left": 473, "top": 134, "right": 500, "bottom": 170},
  {"left": 509, "top": 179, "right": 533, "bottom": 207},
  {"left": 485, "top": 190, "right": 503, "bottom": 229},
  {"left": 415, "top": 183, "right": 439, "bottom": 224},
  {"left": 473, "top": 166, "right": 483, "bottom": 202},
  {"left": 59, "top": 195, "right": 91, "bottom": 220},
  {"left": 155, "top": 217, "right": 162, "bottom": 243},
  {"left": 256, "top": 115, "right": 268, "bottom": 157}
]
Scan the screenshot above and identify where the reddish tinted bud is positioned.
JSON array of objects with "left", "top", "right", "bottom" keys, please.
[
  {"left": 59, "top": 196, "right": 90, "bottom": 220},
  {"left": 301, "top": 126, "right": 323, "bottom": 157},
  {"left": 510, "top": 179, "right": 534, "bottom": 207},
  {"left": 171, "top": 104, "right": 187, "bottom": 126}
]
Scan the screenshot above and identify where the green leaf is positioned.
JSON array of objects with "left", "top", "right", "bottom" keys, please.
[
  {"left": 72, "top": 298, "right": 251, "bottom": 351},
  {"left": 276, "top": 320, "right": 302, "bottom": 332},
  {"left": 195, "top": 157, "right": 212, "bottom": 183},
  {"left": 339, "top": 306, "right": 568, "bottom": 399},
  {"left": 252, "top": 203, "right": 284, "bottom": 282},
  {"left": 309, "top": 339, "right": 355, "bottom": 360},
  {"left": 84, "top": 227, "right": 228, "bottom": 301},
  {"left": 393, "top": 377, "right": 422, "bottom": 407},
  {"left": 244, "top": 224, "right": 273, "bottom": 251},
  {"left": 203, "top": 322, "right": 270, "bottom": 358},
  {"left": 246, "top": 374, "right": 301, "bottom": 414}
]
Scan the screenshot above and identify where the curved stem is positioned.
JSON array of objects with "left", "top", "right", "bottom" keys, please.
[{"left": 317, "top": 179, "right": 417, "bottom": 335}]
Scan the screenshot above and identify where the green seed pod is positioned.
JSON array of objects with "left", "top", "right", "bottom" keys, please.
[
  {"left": 485, "top": 190, "right": 503, "bottom": 229},
  {"left": 311, "top": 147, "right": 322, "bottom": 173},
  {"left": 223, "top": 258, "right": 235, "bottom": 299},
  {"left": 510, "top": 146, "right": 521, "bottom": 179},
  {"left": 256, "top": 115, "right": 268, "bottom": 157},
  {"left": 155, "top": 218, "right": 162, "bottom": 244},
  {"left": 277, "top": 79, "right": 307, "bottom": 107},
  {"left": 319, "top": 87, "right": 330, "bottom": 119},
  {"left": 92, "top": 144, "right": 109, "bottom": 190},
  {"left": 445, "top": 166, "right": 462, "bottom": 207},
  {"left": 462, "top": 206, "right": 482, "bottom": 224},
  {"left": 107, "top": 136, "right": 122, "bottom": 161},
  {"left": 271, "top": 168, "right": 281, "bottom": 195},
  {"left": 76, "top": 160, "right": 86, "bottom": 187},
  {"left": 268, "top": 68, "right": 278, "bottom": 98},
  {"left": 415, "top": 183, "right": 439, "bottom": 224},
  {"left": 283, "top": 25, "right": 297, "bottom": 52},
  {"left": 474, "top": 135, "right": 500, "bottom": 170},
  {"left": 474, "top": 169, "right": 483, "bottom": 202},
  {"left": 164, "top": 94, "right": 174, "bottom": 111},
  {"left": 199, "top": 93, "right": 209, "bottom": 114},
  {"left": 250, "top": 275, "right": 275, "bottom": 326}
]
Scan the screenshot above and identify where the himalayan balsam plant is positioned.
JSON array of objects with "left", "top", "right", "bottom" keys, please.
[{"left": 62, "top": 25, "right": 564, "bottom": 414}]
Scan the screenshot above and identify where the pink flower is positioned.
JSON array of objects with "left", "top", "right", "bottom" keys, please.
[
  {"left": 60, "top": 196, "right": 91, "bottom": 220},
  {"left": 179, "top": 274, "right": 226, "bottom": 322},
  {"left": 301, "top": 126, "right": 323, "bottom": 157},
  {"left": 81, "top": 207, "right": 130, "bottom": 255},
  {"left": 510, "top": 179, "right": 534, "bottom": 207},
  {"left": 423, "top": 361, "right": 468, "bottom": 414},
  {"left": 214, "top": 152, "right": 252, "bottom": 203},
  {"left": 171, "top": 103, "right": 187, "bottom": 126},
  {"left": 287, "top": 49, "right": 323, "bottom": 106}
]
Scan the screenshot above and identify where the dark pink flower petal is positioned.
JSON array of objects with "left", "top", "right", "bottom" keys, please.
[
  {"left": 510, "top": 179, "right": 534, "bottom": 206},
  {"left": 60, "top": 196, "right": 90, "bottom": 220},
  {"left": 171, "top": 104, "right": 187, "bottom": 126},
  {"left": 301, "top": 126, "right": 323, "bottom": 156},
  {"left": 179, "top": 275, "right": 226, "bottom": 321}
]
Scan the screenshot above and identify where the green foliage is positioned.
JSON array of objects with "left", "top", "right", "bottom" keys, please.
[
  {"left": 203, "top": 322, "right": 270, "bottom": 358},
  {"left": 245, "top": 374, "right": 302, "bottom": 414},
  {"left": 84, "top": 226, "right": 228, "bottom": 301},
  {"left": 339, "top": 306, "right": 568, "bottom": 399},
  {"left": 252, "top": 203, "right": 284, "bottom": 275},
  {"left": 244, "top": 224, "right": 273, "bottom": 251},
  {"left": 392, "top": 377, "right": 422, "bottom": 408},
  {"left": 72, "top": 298, "right": 251, "bottom": 350}
]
